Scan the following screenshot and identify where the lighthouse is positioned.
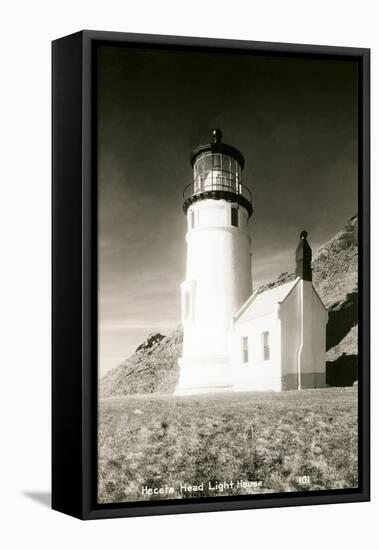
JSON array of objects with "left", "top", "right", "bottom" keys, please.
[
  {"left": 174, "top": 130, "right": 327, "bottom": 396},
  {"left": 175, "top": 129, "right": 254, "bottom": 395}
]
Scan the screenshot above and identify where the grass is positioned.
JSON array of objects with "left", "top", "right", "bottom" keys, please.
[{"left": 98, "top": 387, "right": 358, "bottom": 504}]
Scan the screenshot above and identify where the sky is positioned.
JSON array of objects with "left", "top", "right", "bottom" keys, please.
[{"left": 97, "top": 44, "right": 358, "bottom": 375}]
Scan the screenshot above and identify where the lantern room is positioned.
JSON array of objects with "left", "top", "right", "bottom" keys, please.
[{"left": 183, "top": 129, "right": 253, "bottom": 218}]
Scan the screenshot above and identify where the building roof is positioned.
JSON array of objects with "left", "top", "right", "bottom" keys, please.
[{"left": 234, "top": 278, "right": 300, "bottom": 324}]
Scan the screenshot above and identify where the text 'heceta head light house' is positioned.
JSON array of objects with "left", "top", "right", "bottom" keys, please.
[{"left": 174, "top": 130, "right": 328, "bottom": 396}]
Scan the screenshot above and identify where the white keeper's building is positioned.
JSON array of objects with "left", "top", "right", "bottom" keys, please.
[{"left": 175, "top": 129, "right": 328, "bottom": 396}]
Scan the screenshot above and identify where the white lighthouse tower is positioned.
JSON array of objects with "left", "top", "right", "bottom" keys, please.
[{"left": 175, "top": 129, "right": 253, "bottom": 395}]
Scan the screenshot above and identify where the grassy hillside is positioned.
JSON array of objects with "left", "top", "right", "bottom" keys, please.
[
  {"left": 100, "top": 330, "right": 183, "bottom": 397},
  {"left": 258, "top": 215, "right": 358, "bottom": 310},
  {"left": 98, "top": 387, "right": 358, "bottom": 503},
  {"left": 100, "top": 216, "right": 358, "bottom": 397}
]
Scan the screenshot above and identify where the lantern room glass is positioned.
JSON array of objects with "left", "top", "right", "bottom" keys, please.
[{"left": 193, "top": 152, "right": 242, "bottom": 195}]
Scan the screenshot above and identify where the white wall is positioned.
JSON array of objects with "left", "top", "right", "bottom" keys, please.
[
  {"left": 1, "top": 2, "right": 377, "bottom": 549},
  {"left": 233, "top": 278, "right": 327, "bottom": 390},
  {"left": 178, "top": 199, "right": 252, "bottom": 392},
  {"left": 296, "top": 280, "right": 327, "bottom": 388},
  {"left": 233, "top": 313, "right": 282, "bottom": 391},
  {"left": 184, "top": 200, "right": 252, "bottom": 340},
  {"left": 279, "top": 280, "right": 327, "bottom": 388},
  {"left": 280, "top": 279, "right": 301, "bottom": 378}
]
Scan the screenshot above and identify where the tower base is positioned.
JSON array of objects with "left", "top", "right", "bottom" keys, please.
[{"left": 174, "top": 356, "right": 232, "bottom": 396}]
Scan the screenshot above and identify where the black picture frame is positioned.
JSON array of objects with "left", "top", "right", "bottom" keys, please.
[{"left": 52, "top": 30, "right": 370, "bottom": 520}]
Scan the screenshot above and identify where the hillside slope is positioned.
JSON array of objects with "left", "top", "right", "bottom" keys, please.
[
  {"left": 101, "top": 330, "right": 183, "bottom": 397},
  {"left": 100, "top": 216, "right": 358, "bottom": 396}
]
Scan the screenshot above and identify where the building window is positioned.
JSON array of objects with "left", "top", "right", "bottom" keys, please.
[
  {"left": 189, "top": 210, "right": 196, "bottom": 229},
  {"left": 231, "top": 207, "right": 238, "bottom": 227},
  {"left": 241, "top": 336, "right": 249, "bottom": 363},
  {"left": 262, "top": 331, "right": 270, "bottom": 361}
]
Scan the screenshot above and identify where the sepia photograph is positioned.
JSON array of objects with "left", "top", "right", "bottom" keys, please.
[
  {"left": 2, "top": 0, "right": 375, "bottom": 543},
  {"left": 97, "top": 44, "right": 359, "bottom": 504}
]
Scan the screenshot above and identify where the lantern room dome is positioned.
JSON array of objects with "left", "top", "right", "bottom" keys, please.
[{"left": 190, "top": 128, "right": 245, "bottom": 169}]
